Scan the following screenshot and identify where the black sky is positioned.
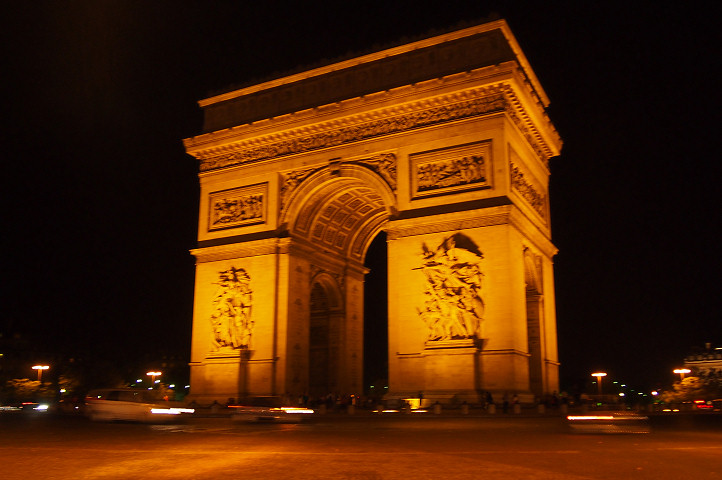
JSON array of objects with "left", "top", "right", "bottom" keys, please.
[{"left": 3, "top": 2, "right": 720, "bottom": 391}]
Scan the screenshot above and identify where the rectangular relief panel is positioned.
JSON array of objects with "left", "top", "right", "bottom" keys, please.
[
  {"left": 208, "top": 183, "right": 268, "bottom": 231},
  {"left": 410, "top": 141, "right": 492, "bottom": 199},
  {"left": 509, "top": 149, "right": 548, "bottom": 222}
]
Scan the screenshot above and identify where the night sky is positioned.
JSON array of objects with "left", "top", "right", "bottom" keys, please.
[{"left": 3, "top": 2, "right": 720, "bottom": 391}]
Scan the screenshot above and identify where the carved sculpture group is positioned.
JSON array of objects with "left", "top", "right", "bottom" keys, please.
[
  {"left": 211, "top": 194, "right": 264, "bottom": 228},
  {"left": 417, "top": 154, "right": 486, "bottom": 192},
  {"left": 209, "top": 267, "right": 253, "bottom": 351},
  {"left": 416, "top": 233, "right": 485, "bottom": 341}
]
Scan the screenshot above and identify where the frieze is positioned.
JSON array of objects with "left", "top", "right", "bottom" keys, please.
[
  {"left": 510, "top": 163, "right": 546, "bottom": 219},
  {"left": 198, "top": 91, "right": 507, "bottom": 171},
  {"left": 412, "top": 142, "right": 491, "bottom": 197},
  {"left": 193, "top": 83, "right": 556, "bottom": 172},
  {"left": 417, "top": 155, "right": 485, "bottom": 191},
  {"left": 209, "top": 183, "right": 267, "bottom": 231}
]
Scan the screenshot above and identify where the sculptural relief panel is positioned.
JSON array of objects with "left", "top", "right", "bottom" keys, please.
[
  {"left": 411, "top": 142, "right": 492, "bottom": 198},
  {"left": 208, "top": 183, "right": 267, "bottom": 231},
  {"left": 415, "top": 232, "right": 485, "bottom": 342},
  {"left": 208, "top": 266, "right": 254, "bottom": 353},
  {"left": 509, "top": 158, "right": 547, "bottom": 220}
]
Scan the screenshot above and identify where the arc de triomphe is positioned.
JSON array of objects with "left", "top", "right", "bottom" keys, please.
[{"left": 183, "top": 19, "right": 562, "bottom": 404}]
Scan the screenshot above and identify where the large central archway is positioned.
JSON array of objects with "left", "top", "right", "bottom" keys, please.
[
  {"left": 363, "top": 232, "right": 389, "bottom": 394},
  {"left": 278, "top": 165, "right": 395, "bottom": 397},
  {"left": 184, "top": 20, "right": 562, "bottom": 404}
]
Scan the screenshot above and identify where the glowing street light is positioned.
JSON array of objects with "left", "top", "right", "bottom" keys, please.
[
  {"left": 146, "top": 371, "right": 162, "bottom": 385},
  {"left": 32, "top": 365, "right": 50, "bottom": 382},
  {"left": 591, "top": 372, "right": 607, "bottom": 396},
  {"left": 673, "top": 368, "right": 691, "bottom": 381}
]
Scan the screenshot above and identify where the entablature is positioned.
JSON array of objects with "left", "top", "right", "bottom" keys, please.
[
  {"left": 198, "top": 21, "right": 522, "bottom": 131},
  {"left": 185, "top": 70, "right": 560, "bottom": 175},
  {"left": 386, "top": 203, "right": 556, "bottom": 259},
  {"left": 191, "top": 237, "right": 290, "bottom": 263}
]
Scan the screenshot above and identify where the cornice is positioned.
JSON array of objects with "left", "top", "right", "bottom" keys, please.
[
  {"left": 190, "top": 85, "right": 504, "bottom": 171},
  {"left": 184, "top": 64, "right": 509, "bottom": 151},
  {"left": 199, "top": 20, "right": 516, "bottom": 108},
  {"left": 385, "top": 203, "right": 557, "bottom": 258},
  {"left": 507, "top": 207, "right": 557, "bottom": 259},
  {"left": 187, "top": 80, "right": 558, "bottom": 174},
  {"left": 503, "top": 72, "right": 561, "bottom": 171},
  {"left": 385, "top": 205, "right": 513, "bottom": 240},
  {"left": 191, "top": 237, "right": 290, "bottom": 263}
]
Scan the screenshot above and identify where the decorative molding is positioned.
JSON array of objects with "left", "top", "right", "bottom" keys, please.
[
  {"left": 208, "top": 183, "right": 267, "bottom": 231},
  {"left": 279, "top": 167, "right": 318, "bottom": 211},
  {"left": 424, "top": 339, "right": 477, "bottom": 350},
  {"left": 310, "top": 264, "right": 345, "bottom": 295},
  {"left": 193, "top": 83, "right": 555, "bottom": 173},
  {"left": 191, "top": 238, "right": 289, "bottom": 263},
  {"left": 523, "top": 246, "right": 544, "bottom": 294},
  {"left": 195, "top": 88, "right": 507, "bottom": 171},
  {"left": 200, "top": 27, "right": 517, "bottom": 131},
  {"left": 279, "top": 153, "right": 397, "bottom": 212},
  {"left": 411, "top": 141, "right": 491, "bottom": 198},
  {"left": 510, "top": 162, "right": 546, "bottom": 219},
  {"left": 507, "top": 207, "right": 557, "bottom": 259},
  {"left": 386, "top": 208, "right": 512, "bottom": 240},
  {"left": 355, "top": 153, "right": 397, "bottom": 191}
]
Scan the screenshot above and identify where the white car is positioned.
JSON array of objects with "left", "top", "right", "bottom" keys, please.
[{"left": 85, "top": 388, "right": 194, "bottom": 422}]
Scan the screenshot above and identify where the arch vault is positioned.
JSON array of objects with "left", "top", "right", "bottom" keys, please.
[{"left": 183, "top": 19, "right": 562, "bottom": 404}]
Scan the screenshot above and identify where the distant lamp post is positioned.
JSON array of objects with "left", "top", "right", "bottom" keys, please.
[
  {"left": 32, "top": 365, "right": 50, "bottom": 382},
  {"left": 591, "top": 372, "right": 607, "bottom": 396},
  {"left": 146, "top": 371, "right": 162, "bottom": 386},
  {"left": 673, "top": 368, "right": 691, "bottom": 381}
]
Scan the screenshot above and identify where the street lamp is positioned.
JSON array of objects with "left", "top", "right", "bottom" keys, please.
[
  {"left": 32, "top": 365, "right": 50, "bottom": 382},
  {"left": 146, "top": 371, "right": 162, "bottom": 386},
  {"left": 591, "top": 372, "right": 607, "bottom": 396},
  {"left": 673, "top": 368, "right": 691, "bottom": 381}
]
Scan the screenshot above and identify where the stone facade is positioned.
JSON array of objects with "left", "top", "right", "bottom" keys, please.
[{"left": 183, "top": 20, "right": 562, "bottom": 404}]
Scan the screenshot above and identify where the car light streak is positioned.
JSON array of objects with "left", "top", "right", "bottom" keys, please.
[
  {"left": 277, "top": 407, "right": 314, "bottom": 414},
  {"left": 150, "top": 408, "right": 195, "bottom": 415},
  {"left": 567, "top": 415, "right": 648, "bottom": 421}
]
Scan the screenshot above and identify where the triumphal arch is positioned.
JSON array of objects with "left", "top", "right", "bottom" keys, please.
[{"left": 183, "top": 19, "right": 562, "bottom": 404}]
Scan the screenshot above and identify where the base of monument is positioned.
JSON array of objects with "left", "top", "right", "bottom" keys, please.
[{"left": 384, "top": 389, "right": 483, "bottom": 407}]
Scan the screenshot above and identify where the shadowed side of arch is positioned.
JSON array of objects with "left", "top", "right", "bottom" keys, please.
[{"left": 524, "top": 248, "right": 544, "bottom": 396}]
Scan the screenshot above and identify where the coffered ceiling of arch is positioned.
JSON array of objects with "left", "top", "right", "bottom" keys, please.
[{"left": 294, "top": 184, "right": 387, "bottom": 261}]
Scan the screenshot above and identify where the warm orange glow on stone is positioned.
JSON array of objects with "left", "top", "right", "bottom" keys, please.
[{"left": 183, "top": 19, "right": 561, "bottom": 405}]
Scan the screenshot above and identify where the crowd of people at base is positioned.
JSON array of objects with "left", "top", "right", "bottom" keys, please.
[
  {"left": 480, "top": 390, "right": 574, "bottom": 413},
  {"left": 189, "top": 390, "right": 579, "bottom": 413},
  {"left": 287, "top": 393, "right": 377, "bottom": 412}
]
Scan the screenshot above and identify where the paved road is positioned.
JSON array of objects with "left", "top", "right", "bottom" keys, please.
[{"left": 1, "top": 412, "right": 720, "bottom": 479}]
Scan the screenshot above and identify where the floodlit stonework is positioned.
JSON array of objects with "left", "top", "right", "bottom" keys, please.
[{"left": 183, "top": 19, "right": 562, "bottom": 404}]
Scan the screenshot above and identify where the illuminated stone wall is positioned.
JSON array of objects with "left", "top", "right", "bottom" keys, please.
[{"left": 183, "top": 20, "right": 562, "bottom": 404}]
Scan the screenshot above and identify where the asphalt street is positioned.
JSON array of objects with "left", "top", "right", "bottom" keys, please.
[{"left": 1, "top": 412, "right": 720, "bottom": 479}]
